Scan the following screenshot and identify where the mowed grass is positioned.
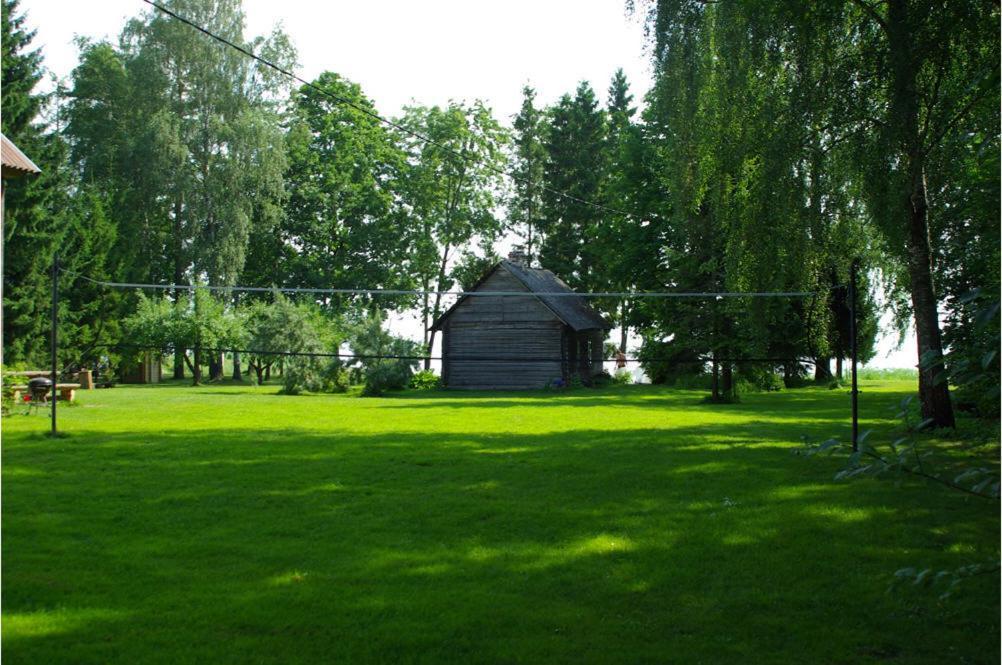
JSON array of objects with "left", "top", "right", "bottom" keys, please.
[{"left": 2, "top": 380, "right": 998, "bottom": 664}]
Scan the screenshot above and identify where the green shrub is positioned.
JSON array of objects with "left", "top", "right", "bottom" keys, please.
[
  {"left": 280, "top": 357, "right": 325, "bottom": 395},
  {"left": 323, "top": 364, "right": 351, "bottom": 393},
  {"left": 737, "top": 364, "right": 784, "bottom": 392},
  {"left": 362, "top": 362, "right": 414, "bottom": 396},
  {"left": 671, "top": 373, "right": 713, "bottom": 390},
  {"left": 349, "top": 312, "right": 421, "bottom": 398},
  {"left": 591, "top": 371, "right": 613, "bottom": 387},
  {"left": 592, "top": 369, "right": 633, "bottom": 387},
  {"left": 638, "top": 340, "right": 704, "bottom": 385},
  {"left": 613, "top": 369, "right": 633, "bottom": 385},
  {"left": 410, "top": 370, "right": 441, "bottom": 390},
  {"left": 281, "top": 358, "right": 349, "bottom": 395}
]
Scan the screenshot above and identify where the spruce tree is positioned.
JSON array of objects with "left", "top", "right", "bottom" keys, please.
[
  {"left": 508, "top": 85, "right": 546, "bottom": 263},
  {"left": 2, "top": 0, "right": 120, "bottom": 368},
  {"left": 539, "top": 82, "right": 607, "bottom": 293}
]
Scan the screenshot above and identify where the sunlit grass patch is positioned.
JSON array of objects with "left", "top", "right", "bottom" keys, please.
[{"left": 1, "top": 379, "right": 997, "bottom": 664}]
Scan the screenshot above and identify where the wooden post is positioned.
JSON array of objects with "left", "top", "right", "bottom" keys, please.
[{"left": 50, "top": 253, "right": 58, "bottom": 435}]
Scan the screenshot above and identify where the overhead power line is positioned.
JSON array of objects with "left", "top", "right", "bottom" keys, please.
[
  {"left": 66, "top": 269, "right": 816, "bottom": 299},
  {"left": 100, "top": 342, "right": 819, "bottom": 366},
  {"left": 140, "top": 0, "right": 635, "bottom": 220}
]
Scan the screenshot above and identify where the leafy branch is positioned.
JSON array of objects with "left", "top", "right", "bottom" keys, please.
[
  {"left": 803, "top": 393, "right": 999, "bottom": 500},
  {"left": 892, "top": 562, "right": 1001, "bottom": 601}
]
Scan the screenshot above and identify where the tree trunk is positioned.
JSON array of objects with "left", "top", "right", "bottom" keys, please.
[
  {"left": 835, "top": 355, "right": 843, "bottom": 381},
  {"left": 814, "top": 357, "right": 831, "bottom": 382},
  {"left": 231, "top": 293, "right": 242, "bottom": 381},
  {"left": 192, "top": 344, "right": 202, "bottom": 386},
  {"left": 425, "top": 244, "right": 452, "bottom": 372},
  {"left": 209, "top": 352, "right": 223, "bottom": 381},
  {"left": 711, "top": 355, "right": 720, "bottom": 401},
  {"left": 721, "top": 363, "right": 733, "bottom": 399},
  {"left": 783, "top": 362, "right": 796, "bottom": 388},
  {"left": 422, "top": 285, "right": 431, "bottom": 371},
  {"left": 265, "top": 364, "right": 271, "bottom": 381},
  {"left": 172, "top": 196, "right": 185, "bottom": 380},
  {"left": 619, "top": 300, "right": 628, "bottom": 353},
  {"left": 906, "top": 168, "right": 955, "bottom": 427},
  {"left": 173, "top": 348, "right": 185, "bottom": 380},
  {"left": 887, "top": 0, "right": 955, "bottom": 428}
]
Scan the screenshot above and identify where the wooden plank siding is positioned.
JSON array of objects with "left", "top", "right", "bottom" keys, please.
[
  {"left": 445, "top": 322, "right": 564, "bottom": 389},
  {"left": 438, "top": 263, "right": 609, "bottom": 390},
  {"left": 442, "top": 268, "right": 565, "bottom": 390}
]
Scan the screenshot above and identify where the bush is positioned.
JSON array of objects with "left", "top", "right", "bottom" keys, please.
[
  {"left": 737, "top": 364, "right": 784, "bottom": 392},
  {"left": 671, "top": 373, "right": 713, "bottom": 390},
  {"left": 637, "top": 340, "right": 704, "bottom": 385},
  {"left": 613, "top": 369, "right": 633, "bottom": 385},
  {"left": 281, "top": 357, "right": 349, "bottom": 395},
  {"left": 409, "top": 370, "right": 441, "bottom": 390},
  {"left": 591, "top": 371, "right": 613, "bottom": 387},
  {"left": 349, "top": 312, "right": 421, "bottom": 398},
  {"left": 361, "top": 363, "right": 413, "bottom": 396},
  {"left": 323, "top": 364, "right": 351, "bottom": 393},
  {"left": 592, "top": 369, "right": 634, "bottom": 387},
  {"left": 280, "top": 356, "right": 324, "bottom": 395}
]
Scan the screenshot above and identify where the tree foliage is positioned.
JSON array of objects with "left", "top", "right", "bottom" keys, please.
[
  {"left": 629, "top": 0, "right": 998, "bottom": 417},
  {"left": 348, "top": 311, "right": 421, "bottom": 397},
  {"left": 281, "top": 72, "right": 411, "bottom": 313},
  {"left": 1, "top": 0, "right": 120, "bottom": 369},
  {"left": 396, "top": 101, "right": 507, "bottom": 366}
]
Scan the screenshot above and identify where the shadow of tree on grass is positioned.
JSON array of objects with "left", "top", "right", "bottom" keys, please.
[{"left": 3, "top": 409, "right": 997, "bottom": 664}]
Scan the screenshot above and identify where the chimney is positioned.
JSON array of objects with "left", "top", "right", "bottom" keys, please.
[{"left": 507, "top": 246, "right": 528, "bottom": 266}]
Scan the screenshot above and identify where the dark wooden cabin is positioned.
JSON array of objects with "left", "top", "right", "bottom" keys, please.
[{"left": 432, "top": 255, "right": 611, "bottom": 390}]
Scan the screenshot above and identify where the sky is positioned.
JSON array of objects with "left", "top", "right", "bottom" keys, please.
[
  {"left": 23, "top": 0, "right": 654, "bottom": 120},
  {"left": 19, "top": 0, "right": 916, "bottom": 370}
]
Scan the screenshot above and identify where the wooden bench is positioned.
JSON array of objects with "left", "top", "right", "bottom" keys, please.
[
  {"left": 8, "top": 383, "right": 82, "bottom": 402},
  {"left": 5, "top": 369, "right": 94, "bottom": 389}
]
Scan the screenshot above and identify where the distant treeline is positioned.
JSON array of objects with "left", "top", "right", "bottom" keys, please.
[{"left": 1, "top": 0, "right": 997, "bottom": 416}]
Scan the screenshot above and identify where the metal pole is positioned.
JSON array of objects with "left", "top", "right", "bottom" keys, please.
[
  {"left": 850, "top": 259, "right": 859, "bottom": 452},
  {"left": 51, "top": 253, "right": 58, "bottom": 435}
]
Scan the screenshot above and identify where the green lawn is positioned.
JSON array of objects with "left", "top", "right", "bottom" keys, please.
[{"left": 2, "top": 381, "right": 998, "bottom": 664}]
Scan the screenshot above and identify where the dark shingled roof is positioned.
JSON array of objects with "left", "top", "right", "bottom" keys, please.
[
  {"left": 433, "top": 260, "right": 611, "bottom": 332},
  {"left": 1, "top": 133, "right": 41, "bottom": 178}
]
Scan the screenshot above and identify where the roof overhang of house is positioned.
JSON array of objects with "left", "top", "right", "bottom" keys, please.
[{"left": 1, "top": 133, "right": 41, "bottom": 179}]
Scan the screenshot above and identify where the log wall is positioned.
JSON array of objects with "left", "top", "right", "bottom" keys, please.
[{"left": 443, "top": 268, "right": 565, "bottom": 390}]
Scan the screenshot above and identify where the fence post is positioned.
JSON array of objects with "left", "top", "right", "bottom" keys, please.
[{"left": 50, "top": 253, "right": 59, "bottom": 436}]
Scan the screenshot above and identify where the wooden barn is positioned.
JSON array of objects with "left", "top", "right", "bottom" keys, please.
[{"left": 432, "top": 254, "right": 611, "bottom": 390}]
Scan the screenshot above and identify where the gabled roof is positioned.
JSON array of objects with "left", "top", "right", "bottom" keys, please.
[
  {"left": 432, "top": 260, "right": 611, "bottom": 332},
  {"left": 1, "top": 133, "right": 41, "bottom": 178}
]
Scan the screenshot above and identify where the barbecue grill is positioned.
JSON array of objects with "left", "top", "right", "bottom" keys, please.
[{"left": 26, "top": 376, "right": 52, "bottom": 414}]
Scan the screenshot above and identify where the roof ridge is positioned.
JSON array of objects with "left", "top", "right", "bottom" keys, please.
[{"left": 432, "top": 259, "right": 610, "bottom": 331}]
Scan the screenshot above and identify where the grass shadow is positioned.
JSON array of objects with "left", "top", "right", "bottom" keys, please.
[{"left": 4, "top": 425, "right": 997, "bottom": 663}]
